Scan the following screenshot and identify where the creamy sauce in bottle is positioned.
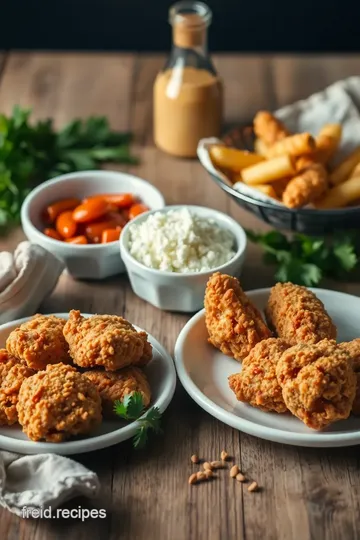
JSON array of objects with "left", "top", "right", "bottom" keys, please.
[{"left": 153, "top": 4, "right": 223, "bottom": 158}]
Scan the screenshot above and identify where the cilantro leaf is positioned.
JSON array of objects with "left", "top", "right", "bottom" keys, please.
[{"left": 333, "top": 241, "right": 358, "bottom": 272}]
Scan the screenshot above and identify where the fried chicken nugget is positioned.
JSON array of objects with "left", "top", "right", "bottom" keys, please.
[
  {"left": 6, "top": 314, "right": 71, "bottom": 371},
  {"left": 276, "top": 340, "right": 356, "bottom": 430},
  {"left": 282, "top": 163, "right": 328, "bottom": 208},
  {"left": 0, "top": 349, "right": 20, "bottom": 384},
  {"left": 17, "top": 363, "right": 102, "bottom": 442},
  {"left": 84, "top": 367, "right": 151, "bottom": 417},
  {"left": 253, "top": 111, "right": 289, "bottom": 146},
  {"left": 205, "top": 273, "right": 272, "bottom": 361},
  {"left": 0, "top": 363, "right": 35, "bottom": 425},
  {"left": 228, "top": 338, "right": 289, "bottom": 413},
  {"left": 265, "top": 282, "right": 337, "bottom": 345},
  {"left": 339, "top": 339, "right": 360, "bottom": 415},
  {"left": 63, "top": 310, "right": 152, "bottom": 371}
]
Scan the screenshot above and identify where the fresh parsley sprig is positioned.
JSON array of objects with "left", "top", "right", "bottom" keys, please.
[
  {"left": 246, "top": 229, "right": 358, "bottom": 286},
  {"left": 114, "top": 392, "right": 162, "bottom": 449}
]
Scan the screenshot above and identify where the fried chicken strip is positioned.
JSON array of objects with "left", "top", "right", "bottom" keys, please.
[
  {"left": 205, "top": 272, "right": 272, "bottom": 361},
  {"left": 265, "top": 282, "right": 337, "bottom": 345},
  {"left": 266, "top": 133, "right": 316, "bottom": 159},
  {"left": 282, "top": 163, "right": 328, "bottom": 208},
  {"left": 253, "top": 111, "right": 289, "bottom": 146}
]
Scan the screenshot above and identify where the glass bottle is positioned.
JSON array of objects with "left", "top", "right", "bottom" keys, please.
[{"left": 153, "top": 1, "right": 223, "bottom": 158}]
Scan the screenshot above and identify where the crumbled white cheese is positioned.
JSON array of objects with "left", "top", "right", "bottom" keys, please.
[{"left": 127, "top": 208, "right": 236, "bottom": 273}]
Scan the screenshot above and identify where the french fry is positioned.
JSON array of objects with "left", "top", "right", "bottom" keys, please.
[
  {"left": 349, "top": 161, "right": 360, "bottom": 178},
  {"left": 315, "top": 175, "right": 360, "bottom": 209},
  {"left": 209, "top": 145, "right": 264, "bottom": 172},
  {"left": 242, "top": 155, "right": 295, "bottom": 186},
  {"left": 282, "top": 163, "right": 328, "bottom": 209},
  {"left": 266, "top": 133, "right": 316, "bottom": 159},
  {"left": 253, "top": 111, "right": 289, "bottom": 145},
  {"left": 254, "top": 138, "right": 270, "bottom": 157},
  {"left": 329, "top": 147, "right": 360, "bottom": 186},
  {"left": 315, "top": 124, "right": 342, "bottom": 164},
  {"left": 254, "top": 184, "right": 279, "bottom": 199},
  {"left": 296, "top": 156, "right": 316, "bottom": 172}
]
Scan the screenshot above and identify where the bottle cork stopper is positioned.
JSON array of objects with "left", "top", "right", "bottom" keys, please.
[{"left": 173, "top": 13, "right": 206, "bottom": 48}]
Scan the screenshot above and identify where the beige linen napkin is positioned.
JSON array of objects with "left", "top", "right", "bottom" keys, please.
[
  {"left": 0, "top": 241, "right": 64, "bottom": 324},
  {"left": 197, "top": 76, "right": 360, "bottom": 207}
]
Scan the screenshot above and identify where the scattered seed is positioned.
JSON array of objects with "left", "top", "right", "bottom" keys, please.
[
  {"left": 211, "top": 460, "right": 225, "bottom": 469},
  {"left": 205, "top": 469, "right": 213, "bottom": 479},
  {"left": 230, "top": 465, "right": 239, "bottom": 478},
  {"left": 203, "top": 462, "right": 212, "bottom": 471},
  {"left": 236, "top": 473, "right": 246, "bottom": 483},
  {"left": 196, "top": 472, "right": 207, "bottom": 482},
  {"left": 221, "top": 450, "right": 229, "bottom": 461},
  {"left": 191, "top": 454, "right": 199, "bottom": 464},
  {"left": 248, "top": 481, "right": 258, "bottom": 492},
  {"left": 188, "top": 473, "right": 198, "bottom": 485}
]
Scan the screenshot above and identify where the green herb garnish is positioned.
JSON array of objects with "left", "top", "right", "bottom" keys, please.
[
  {"left": 114, "top": 392, "right": 162, "bottom": 449},
  {"left": 0, "top": 106, "right": 138, "bottom": 233},
  {"left": 246, "top": 229, "right": 358, "bottom": 286}
]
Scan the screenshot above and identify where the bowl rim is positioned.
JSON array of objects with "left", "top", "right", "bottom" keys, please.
[
  {"left": 119, "top": 204, "right": 247, "bottom": 277},
  {"left": 21, "top": 169, "right": 166, "bottom": 250}
]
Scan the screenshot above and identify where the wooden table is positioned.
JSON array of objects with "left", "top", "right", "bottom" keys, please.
[{"left": 1, "top": 52, "right": 360, "bottom": 540}]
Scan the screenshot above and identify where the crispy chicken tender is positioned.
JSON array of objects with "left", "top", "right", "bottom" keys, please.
[
  {"left": 228, "top": 338, "right": 289, "bottom": 413},
  {"left": 0, "top": 363, "right": 35, "bottom": 425},
  {"left": 63, "top": 310, "right": 152, "bottom": 371},
  {"left": 17, "top": 363, "right": 102, "bottom": 442},
  {"left": 266, "top": 133, "right": 316, "bottom": 159},
  {"left": 6, "top": 314, "right": 71, "bottom": 371},
  {"left": 276, "top": 340, "right": 356, "bottom": 430},
  {"left": 265, "top": 282, "right": 337, "bottom": 346},
  {"left": 205, "top": 273, "right": 272, "bottom": 361},
  {"left": 339, "top": 339, "right": 360, "bottom": 415},
  {"left": 253, "top": 111, "right": 289, "bottom": 146},
  {"left": 282, "top": 163, "right": 328, "bottom": 208},
  {"left": 84, "top": 367, "right": 151, "bottom": 417}
]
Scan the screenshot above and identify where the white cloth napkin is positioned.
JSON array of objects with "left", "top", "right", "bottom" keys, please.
[
  {"left": 0, "top": 241, "right": 64, "bottom": 324},
  {"left": 0, "top": 451, "right": 100, "bottom": 517},
  {"left": 198, "top": 76, "right": 360, "bottom": 207}
]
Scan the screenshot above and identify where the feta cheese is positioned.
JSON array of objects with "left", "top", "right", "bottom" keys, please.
[{"left": 127, "top": 208, "right": 236, "bottom": 273}]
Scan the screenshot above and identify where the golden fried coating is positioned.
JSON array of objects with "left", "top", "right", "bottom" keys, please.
[
  {"left": 83, "top": 367, "right": 151, "bottom": 417},
  {"left": 265, "top": 282, "right": 337, "bottom": 346},
  {"left": 6, "top": 315, "right": 71, "bottom": 371},
  {"left": 228, "top": 338, "right": 289, "bottom": 413},
  {"left": 266, "top": 133, "right": 316, "bottom": 159},
  {"left": 339, "top": 339, "right": 360, "bottom": 415},
  {"left": 0, "top": 349, "right": 20, "bottom": 384},
  {"left": 17, "top": 363, "right": 102, "bottom": 442},
  {"left": 276, "top": 340, "right": 356, "bottom": 430},
  {"left": 63, "top": 310, "right": 152, "bottom": 371},
  {"left": 204, "top": 273, "right": 272, "bottom": 361},
  {"left": 253, "top": 111, "right": 289, "bottom": 146},
  {"left": 0, "top": 363, "right": 35, "bottom": 425},
  {"left": 282, "top": 163, "right": 328, "bottom": 209}
]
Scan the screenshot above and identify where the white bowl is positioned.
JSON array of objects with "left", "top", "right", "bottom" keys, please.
[
  {"left": 119, "top": 205, "right": 247, "bottom": 312},
  {"left": 21, "top": 170, "right": 165, "bottom": 280}
]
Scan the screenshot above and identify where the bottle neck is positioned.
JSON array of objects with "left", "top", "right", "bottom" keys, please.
[{"left": 172, "top": 14, "right": 208, "bottom": 55}]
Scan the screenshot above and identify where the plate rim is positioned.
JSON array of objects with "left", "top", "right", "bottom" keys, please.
[
  {"left": 0, "top": 313, "right": 177, "bottom": 455},
  {"left": 174, "top": 288, "right": 360, "bottom": 448}
]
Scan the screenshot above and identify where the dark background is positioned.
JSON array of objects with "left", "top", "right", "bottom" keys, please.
[{"left": 1, "top": 0, "right": 359, "bottom": 52}]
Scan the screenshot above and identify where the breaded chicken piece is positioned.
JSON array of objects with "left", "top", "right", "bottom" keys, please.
[
  {"left": 229, "top": 338, "right": 289, "bottom": 413},
  {"left": 0, "top": 349, "right": 21, "bottom": 384},
  {"left": 205, "top": 273, "right": 272, "bottom": 361},
  {"left": 6, "top": 314, "right": 71, "bottom": 371},
  {"left": 17, "top": 363, "right": 102, "bottom": 442},
  {"left": 276, "top": 340, "right": 356, "bottom": 430},
  {"left": 63, "top": 310, "right": 152, "bottom": 371},
  {"left": 339, "top": 339, "right": 360, "bottom": 415},
  {"left": 0, "top": 363, "right": 35, "bottom": 425},
  {"left": 282, "top": 163, "right": 328, "bottom": 209},
  {"left": 83, "top": 367, "right": 151, "bottom": 417},
  {"left": 265, "top": 282, "right": 337, "bottom": 346},
  {"left": 253, "top": 111, "right": 289, "bottom": 145}
]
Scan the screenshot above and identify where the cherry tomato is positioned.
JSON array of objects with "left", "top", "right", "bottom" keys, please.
[
  {"left": 83, "top": 193, "right": 137, "bottom": 208},
  {"left": 56, "top": 211, "right": 77, "bottom": 239},
  {"left": 65, "top": 235, "right": 88, "bottom": 245},
  {"left": 85, "top": 219, "right": 120, "bottom": 243},
  {"left": 128, "top": 203, "right": 149, "bottom": 220},
  {"left": 45, "top": 198, "right": 80, "bottom": 223},
  {"left": 72, "top": 199, "right": 110, "bottom": 223},
  {"left": 43, "top": 228, "right": 62, "bottom": 241},
  {"left": 101, "top": 228, "right": 122, "bottom": 243}
]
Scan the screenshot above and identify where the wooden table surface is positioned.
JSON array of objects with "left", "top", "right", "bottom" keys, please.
[{"left": 1, "top": 52, "right": 360, "bottom": 540}]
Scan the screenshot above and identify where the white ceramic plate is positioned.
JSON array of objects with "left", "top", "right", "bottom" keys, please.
[
  {"left": 174, "top": 288, "right": 360, "bottom": 448},
  {"left": 0, "top": 314, "right": 176, "bottom": 455}
]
